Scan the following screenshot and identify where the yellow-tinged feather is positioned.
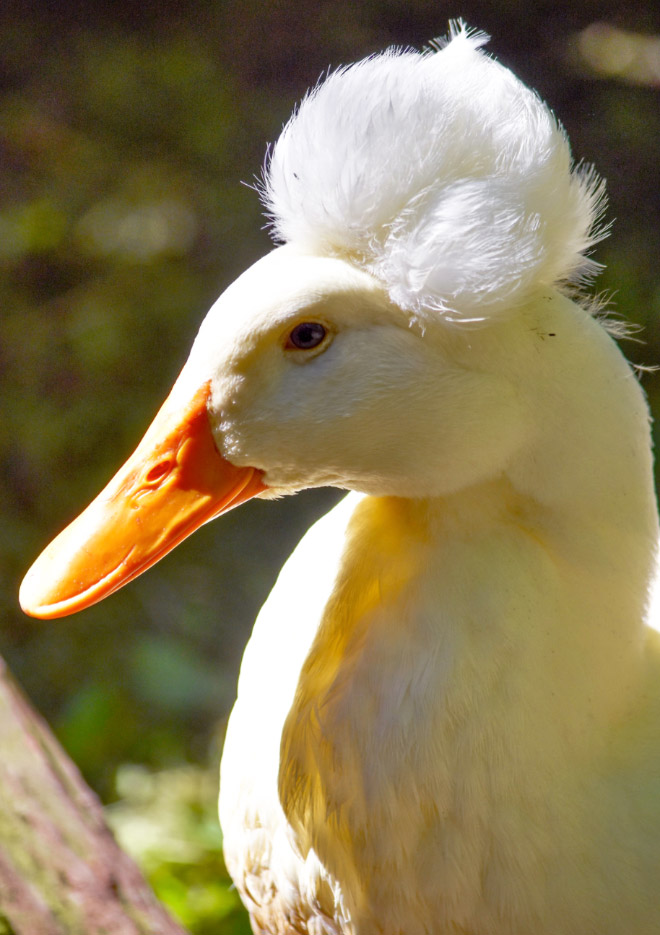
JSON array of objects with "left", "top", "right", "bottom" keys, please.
[{"left": 20, "top": 25, "right": 660, "bottom": 935}]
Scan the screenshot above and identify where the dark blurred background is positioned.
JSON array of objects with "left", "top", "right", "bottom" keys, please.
[{"left": 1, "top": 1, "right": 659, "bottom": 931}]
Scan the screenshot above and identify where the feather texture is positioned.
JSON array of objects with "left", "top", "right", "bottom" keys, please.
[
  {"left": 20, "top": 22, "right": 660, "bottom": 935},
  {"left": 263, "top": 24, "right": 605, "bottom": 322}
]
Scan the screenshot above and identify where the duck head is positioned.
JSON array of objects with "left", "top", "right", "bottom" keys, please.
[
  {"left": 19, "top": 244, "right": 526, "bottom": 619},
  {"left": 20, "top": 25, "right": 613, "bottom": 619}
]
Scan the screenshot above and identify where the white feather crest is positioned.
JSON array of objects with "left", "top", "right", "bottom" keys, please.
[{"left": 262, "top": 25, "right": 606, "bottom": 323}]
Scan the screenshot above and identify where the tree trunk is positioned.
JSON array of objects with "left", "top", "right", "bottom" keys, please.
[{"left": 0, "top": 656, "right": 189, "bottom": 935}]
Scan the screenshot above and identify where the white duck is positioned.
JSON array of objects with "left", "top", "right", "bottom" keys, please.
[{"left": 20, "top": 24, "right": 660, "bottom": 935}]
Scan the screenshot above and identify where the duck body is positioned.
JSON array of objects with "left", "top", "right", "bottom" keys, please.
[
  {"left": 18, "top": 25, "right": 660, "bottom": 935},
  {"left": 220, "top": 290, "right": 660, "bottom": 934}
]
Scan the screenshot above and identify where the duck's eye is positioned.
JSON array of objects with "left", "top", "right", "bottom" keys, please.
[{"left": 287, "top": 322, "right": 327, "bottom": 350}]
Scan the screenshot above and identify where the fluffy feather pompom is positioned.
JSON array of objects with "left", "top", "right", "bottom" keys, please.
[{"left": 262, "top": 24, "right": 605, "bottom": 323}]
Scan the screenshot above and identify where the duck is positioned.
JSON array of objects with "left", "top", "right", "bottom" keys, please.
[{"left": 19, "top": 23, "right": 660, "bottom": 935}]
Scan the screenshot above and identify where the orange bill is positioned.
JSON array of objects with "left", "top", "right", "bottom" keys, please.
[{"left": 19, "top": 381, "right": 267, "bottom": 619}]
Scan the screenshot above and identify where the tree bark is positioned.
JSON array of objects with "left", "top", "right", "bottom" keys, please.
[{"left": 0, "top": 656, "right": 189, "bottom": 935}]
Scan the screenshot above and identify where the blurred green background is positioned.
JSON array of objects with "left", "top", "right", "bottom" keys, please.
[{"left": 1, "top": 1, "right": 659, "bottom": 931}]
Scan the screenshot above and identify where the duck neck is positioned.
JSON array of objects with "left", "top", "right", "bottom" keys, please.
[
  {"left": 508, "top": 297, "right": 657, "bottom": 539},
  {"left": 346, "top": 465, "right": 654, "bottom": 752},
  {"left": 420, "top": 296, "right": 660, "bottom": 728},
  {"left": 277, "top": 297, "right": 659, "bottom": 926},
  {"left": 293, "top": 294, "right": 659, "bottom": 763}
]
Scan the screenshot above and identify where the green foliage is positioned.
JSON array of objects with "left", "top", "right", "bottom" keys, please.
[{"left": 108, "top": 764, "right": 252, "bottom": 934}]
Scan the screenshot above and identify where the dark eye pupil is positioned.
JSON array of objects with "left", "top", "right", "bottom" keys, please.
[{"left": 289, "top": 322, "right": 326, "bottom": 349}]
